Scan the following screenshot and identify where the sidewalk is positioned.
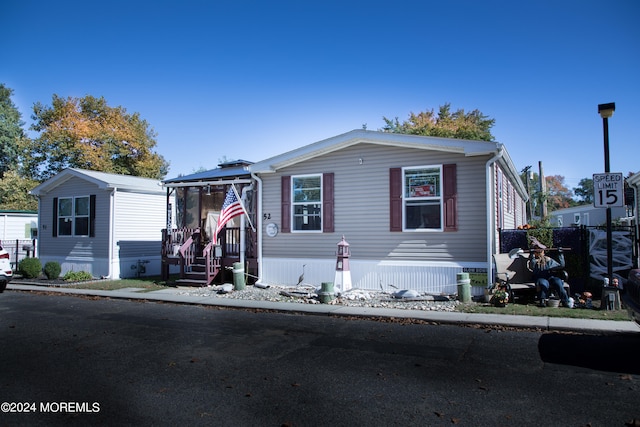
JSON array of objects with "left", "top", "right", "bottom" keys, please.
[{"left": 7, "top": 283, "right": 640, "bottom": 334}]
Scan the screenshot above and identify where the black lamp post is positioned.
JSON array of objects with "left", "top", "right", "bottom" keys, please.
[{"left": 598, "top": 102, "right": 615, "bottom": 284}]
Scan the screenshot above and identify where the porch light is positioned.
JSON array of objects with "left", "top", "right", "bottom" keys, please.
[{"left": 206, "top": 184, "right": 211, "bottom": 196}]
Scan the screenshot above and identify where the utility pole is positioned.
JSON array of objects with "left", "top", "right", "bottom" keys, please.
[{"left": 538, "top": 161, "right": 547, "bottom": 219}]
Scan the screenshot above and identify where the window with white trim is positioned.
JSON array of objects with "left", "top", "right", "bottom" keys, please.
[
  {"left": 292, "top": 174, "right": 322, "bottom": 231},
  {"left": 57, "top": 196, "right": 90, "bottom": 236},
  {"left": 403, "top": 166, "right": 443, "bottom": 231}
]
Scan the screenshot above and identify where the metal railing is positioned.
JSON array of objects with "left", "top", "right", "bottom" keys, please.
[{"left": 0, "top": 239, "right": 37, "bottom": 270}]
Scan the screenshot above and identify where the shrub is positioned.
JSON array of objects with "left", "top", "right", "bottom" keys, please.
[
  {"left": 63, "top": 271, "right": 93, "bottom": 282},
  {"left": 44, "top": 261, "right": 62, "bottom": 280},
  {"left": 19, "top": 257, "right": 42, "bottom": 279}
]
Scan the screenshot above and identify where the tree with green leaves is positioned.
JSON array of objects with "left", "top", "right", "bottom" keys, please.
[
  {"left": 0, "top": 83, "right": 25, "bottom": 178},
  {"left": 0, "top": 83, "right": 38, "bottom": 210},
  {"left": 380, "top": 103, "right": 496, "bottom": 141},
  {"left": 25, "top": 94, "right": 169, "bottom": 181},
  {"left": 0, "top": 168, "right": 38, "bottom": 211},
  {"left": 573, "top": 178, "right": 593, "bottom": 204}
]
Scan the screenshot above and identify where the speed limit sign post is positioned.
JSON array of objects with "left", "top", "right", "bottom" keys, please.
[{"left": 593, "top": 172, "right": 624, "bottom": 208}]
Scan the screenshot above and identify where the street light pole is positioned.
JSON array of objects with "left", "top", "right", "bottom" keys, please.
[{"left": 598, "top": 102, "right": 615, "bottom": 284}]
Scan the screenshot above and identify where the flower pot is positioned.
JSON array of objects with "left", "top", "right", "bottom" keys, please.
[{"left": 546, "top": 299, "right": 560, "bottom": 308}]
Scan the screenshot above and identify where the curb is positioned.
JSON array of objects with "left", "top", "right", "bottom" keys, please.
[{"left": 6, "top": 283, "right": 640, "bottom": 334}]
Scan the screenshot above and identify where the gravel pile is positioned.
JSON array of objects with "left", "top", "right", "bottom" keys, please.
[{"left": 174, "top": 283, "right": 461, "bottom": 312}]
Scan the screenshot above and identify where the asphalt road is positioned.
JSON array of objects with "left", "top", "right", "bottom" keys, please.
[{"left": 1, "top": 291, "right": 638, "bottom": 426}]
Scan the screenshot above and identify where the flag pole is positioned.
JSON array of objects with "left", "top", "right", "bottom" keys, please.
[{"left": 231, "top": 184, "right": 255, "bottom": 232}]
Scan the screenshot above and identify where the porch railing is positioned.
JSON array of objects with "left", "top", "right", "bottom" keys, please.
[
  {"left": 202, "top": 241, "right": 222, "bottom": 284},
  {"left": 218, "top": 227, "right": 257, "bottom": 258},
  {"left": 161, "top": 226, "right": 255, "bottom": 283},
  {"left": 0, "top": 239, "right": 37, "bottom": 270},
  {"left": 178, "top": 230, "right": 199, "bottom": 273},
  {"left": 162, "top": 228, "right": 199, "bottom": 258}
]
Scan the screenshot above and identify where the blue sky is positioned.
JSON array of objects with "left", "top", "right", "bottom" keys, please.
[{"left": 2, "top": 0, "right": 638, "bottom": 190}]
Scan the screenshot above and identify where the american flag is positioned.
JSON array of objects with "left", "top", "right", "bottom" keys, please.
[{"left": 214, "top": 186, "right": 246, "bottom": 244}]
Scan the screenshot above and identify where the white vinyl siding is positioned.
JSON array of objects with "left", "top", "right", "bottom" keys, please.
[
  {"left": 113, "top": 191, "right": 166, "bottom": 259},
  {"left": 0, "top": 212, "right": 38, "bottom": 241}
]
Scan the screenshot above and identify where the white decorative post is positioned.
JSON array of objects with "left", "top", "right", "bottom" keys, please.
[{"left": 334, "top": 235, "right": 352, "bottom": 292}]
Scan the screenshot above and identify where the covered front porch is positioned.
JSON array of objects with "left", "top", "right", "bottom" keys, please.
[{"left": 160, "top": 160, "right": 258, "bottom": 286}]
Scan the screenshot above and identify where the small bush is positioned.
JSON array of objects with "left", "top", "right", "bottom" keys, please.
[
  {"left": 63, "top": 271, "right": 93, "bottom": 282},
  {"left": 19, "top": 257, "right": 42, "bottom": 279},
  {"left": 44, "top": 261, "right": 62, "bottom": 280}
]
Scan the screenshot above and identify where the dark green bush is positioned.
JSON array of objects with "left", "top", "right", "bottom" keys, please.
[
  {"left": 19, "top": 257, "right": 42, "bottom": 279},
  {"left": 63, "top": 271, "right": 93, "bottom": 282},
  {"left": 44, "top": 261, "right": 62, "bottom": 280}
]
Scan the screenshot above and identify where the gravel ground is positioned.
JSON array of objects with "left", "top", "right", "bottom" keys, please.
[
  {"left": 10, "top": 276, "right": 462, "bottom": 312},
  {"left": 173, "top": 282, "right": 462, "bottom": 312}
]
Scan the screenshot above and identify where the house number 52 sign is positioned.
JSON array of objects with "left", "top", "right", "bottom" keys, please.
[{"left": 593, "top": 173, "right": 624, "bottom": 208}]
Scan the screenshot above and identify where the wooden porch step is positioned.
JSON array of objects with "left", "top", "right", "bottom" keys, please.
[
  {"left": 184, "top": 269, "right": 207, "bottom": 280},
  {"left": 178, "top": 261, "right": 220, "bottom": 287},
  {"left": 175, "top": 278, "right": 210, "bottom": 287}
]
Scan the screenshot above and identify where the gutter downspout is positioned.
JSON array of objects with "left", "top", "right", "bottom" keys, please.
[
  {"left": 107, "top": 188, "right": 116, "bottom": 279},
  {"left": 485, "top": 145, "right": 504, "bottom": 286},
  {"left": 239, "top": 183, "right": 254, "bottom": 266},
  {"left": 251, "top": 172, "right": 264, "bottom": 285}
]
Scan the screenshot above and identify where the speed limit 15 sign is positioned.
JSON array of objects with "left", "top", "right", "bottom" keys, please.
[{"left": 593, "top": 172, "right": 624, "bottom": 208}]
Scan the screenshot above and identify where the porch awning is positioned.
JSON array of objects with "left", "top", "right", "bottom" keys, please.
[{"left": 162, "top": 178, "right": 252, "bottom": 189}]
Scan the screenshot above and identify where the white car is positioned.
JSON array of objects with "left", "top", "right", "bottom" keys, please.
[{"left": 0, "top": 245, "right": 13, "bottom": 292}]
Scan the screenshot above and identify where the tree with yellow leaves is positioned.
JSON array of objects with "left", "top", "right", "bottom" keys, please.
[
  {"left": 24, "top": 95, "right": 169, "bottom": 181},
  {"left": 380, "top": 103, "right": 496, "bottom": 142}
]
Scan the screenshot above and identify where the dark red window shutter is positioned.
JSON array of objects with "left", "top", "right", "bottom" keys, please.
[
  {"left": 443, "top": 163, "right": 457, "bottom": 231},
  {"left": 52, "top": 197, "right": 58, "bottom": 237},
  {"left": 281, "top": 176, "right": 291, "bottom": 233},
  {"left": 389, "top": 168, "right": 402, "bottom": 231},
  {"left": 323, "top": 173, "right": 334, "bottom": 232},
  {"left": 90, "top": 195, "right": 96, "bottom": 237}
]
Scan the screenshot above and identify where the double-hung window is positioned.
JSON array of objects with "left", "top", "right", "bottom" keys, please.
[
  {"left": 281, "top": 173, "right": 334, "bottom": 233},
  {"left": 57, "top": 196, "right": 90, "bottom": 236},
  {"left": 292, "top": 174, "right": 322, "bottom": 232},
  {"left": 403, "top": 166, "right": 443, "bottom": 231}
]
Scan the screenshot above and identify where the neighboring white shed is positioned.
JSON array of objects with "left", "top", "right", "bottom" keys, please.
[
  {"left": 30, "top": 169, "right": 169, "bottom": 279},
  {"left": 0, "top": 210, "right": 38, "bottom": 243},
  {"left": 0, "top": 210, "right": 38, "bottom": 268}
]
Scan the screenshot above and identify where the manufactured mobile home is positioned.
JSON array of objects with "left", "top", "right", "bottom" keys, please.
[
  {"left": 31, "top": 168, "right": 168, "bottom": 279},
  {"left": 549, "top": 204, "right": 628, "bottom": 227},
  {"left": 162, "top": 130, "right": 527, "bottom": 295}
]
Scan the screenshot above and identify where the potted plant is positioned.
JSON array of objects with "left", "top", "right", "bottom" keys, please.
[{"left": 490, "top": 285, "right": 509, "bottom": 307}]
